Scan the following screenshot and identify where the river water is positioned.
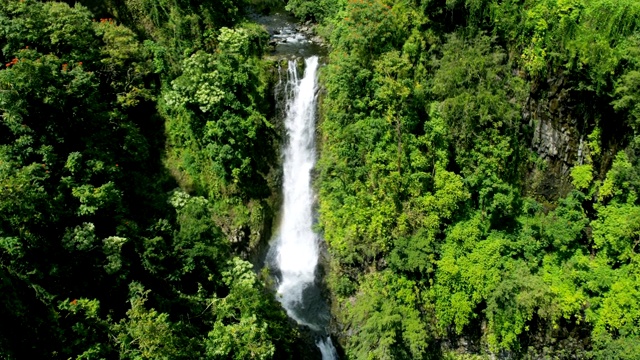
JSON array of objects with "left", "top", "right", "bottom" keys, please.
[{"left": 261, "top": 13, "right": 338, "bottom": 360}]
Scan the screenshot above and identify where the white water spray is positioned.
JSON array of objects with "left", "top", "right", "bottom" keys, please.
[
  {"left": 273, "top": 56, "right": 337, "bottom": 359},
  {"left": 317, "top": 337, "right": 339, "bottom": 359}
]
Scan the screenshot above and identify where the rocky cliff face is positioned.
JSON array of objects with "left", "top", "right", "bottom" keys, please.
[
  {"left": 524, "top": 73, "right": 592, "bottom": 201},
  {"left": 523, "top": 70, "right": 631, "bottom": 203}
]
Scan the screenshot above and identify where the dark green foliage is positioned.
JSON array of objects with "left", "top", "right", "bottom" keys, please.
[
  {"left": 92, "top": 0, "right": 247, "bottom": 72},
  {"left": 163, "top": 23, "right": 273, "bottom": 198},
  {"left": 0, "top": 0, "right": 297, "bottom": 358},
  {"left": 344, "top": 271, "right": 431, "bottom": 359},
  {"left": 206, "top": 258, "right": 298, "bottom": 359}
]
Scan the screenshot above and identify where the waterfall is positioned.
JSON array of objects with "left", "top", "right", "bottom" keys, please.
[{"left": 271, "top": 56, "right": 338, "bottom": 359}]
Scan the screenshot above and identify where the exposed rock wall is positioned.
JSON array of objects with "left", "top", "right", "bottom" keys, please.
[{"left": 524, "top": 73, "right": 591, "bottom": 201}]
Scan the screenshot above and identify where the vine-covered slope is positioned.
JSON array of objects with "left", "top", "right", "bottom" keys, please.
[{"left": 293, "top": 0, "right": 640, "bottom": 358}]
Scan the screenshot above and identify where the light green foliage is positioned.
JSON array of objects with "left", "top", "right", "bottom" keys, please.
[
  {"left": 566, "top": 0, "right": 640, "bottom": 89},
  {"left": 435, "top": 223, "right": 504, "bottom": 335},
  {"left": 206, "top": 258, "right": 295, "bottom": 359},
  {"left": 72, "top": 182, "right": 122, "bottom": 216},
  {"left": 592, "top": 203, "right": 640, "bottom": 263},
  {"left": 588, "top": 127, "right": 602, "bottom": 160},
  {"left": 539, "top": 254, "right": 587, "bottom": 322},
  {"left": 598, "top": 151, "right": 638, "bottom": 203},
  {"left": 331, "top": 0, "right": 412, "bottom": 62},
  {"left": 285, "top": 0, "right": 343, "bottom": 22},
  {"left": 218, "top": 25, "right": 268, "bottom": 57},
  {"left": 309, "top": 0, "right": 640, "bottom": 357},
  {"left": 102, "top": 236, "right": 128, "bottom": 274},
  {"left": 484, "top": 261, "right": 545, "bottom": 351},
  {"left": 389, "top": 167, "right": 469, "bottom": 274},
  {"left": 571, "top": 164, "right": 594, "bottom": 190},
  {"left": 432, "top": 218, "right": 480, "bottom": 332},
  {"left": 594, "top": 274, "right": 640, "bottom": 338},
  {"left": 318, "top": 0, "right": 433, "bottom": 271},
  {"left": 318, "top": 8, "right": 640, "bottom": 351},
  {"left": 318, "top": 0, "right": 533, "bottom": 356},
  {"left": 166, "top": 51, "right": 226, "bottom": 112},
  {"left": 476, "top": 0, "right": 640, "bottom": 87},
  {"left": 518, "top": 0, "right": 579, "bottom": 76},
  {"left": 432, "top": 195, "right": 588, "bottom": 352},
  {"left": 588, "top": 262, "right": 640, "bottom": 359},
  {"left": 208, "top": 314, "right": 275, "bottom": 359},
  {"left": 316, "top": 7, "right": 468, "bottom": 356},
  {"left": 431, "top": 34, "right": 527, "bottom": 229},
  {"left": 112, "top": 283, "right": 182, "bottom": 359},
  {"left": 432, "top": 35, "right": 526, "bottom": 182},
  {"left": 545, "top": 193, "right": 589, "bottom": 253},
  {"left": 63, "top": 222, "right": 98, "bottom": 251},
  {"left": 344, "top": 271, "right": 430, "bottom": 359}
]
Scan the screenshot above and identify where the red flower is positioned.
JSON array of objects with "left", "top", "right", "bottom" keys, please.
[{"left": 6, "top": 58, "right": 19, "bottom": 67}]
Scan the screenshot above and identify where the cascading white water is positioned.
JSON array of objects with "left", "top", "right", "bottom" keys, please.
[
  {"left": 273, "top": 56, "right": 338, "bottom": 359},
  {"left": 276, "top": 57, "right": 319, "bottom": 323},
  {"left": 317, "top": 337, "right": 339, "bottom": 359}
]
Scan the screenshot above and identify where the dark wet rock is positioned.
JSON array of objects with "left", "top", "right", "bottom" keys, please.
[{"left": 523, "top": 70, "right": 620, "bottom": 202}]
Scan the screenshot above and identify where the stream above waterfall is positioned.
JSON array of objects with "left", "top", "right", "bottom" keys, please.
[{"left": 251, "top": 11, "right": 327, "bottom": 59}]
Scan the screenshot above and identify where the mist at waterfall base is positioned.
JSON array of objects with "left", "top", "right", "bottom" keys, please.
[{"left": 267, "top": 56, "right": 338, "bottom": 359}]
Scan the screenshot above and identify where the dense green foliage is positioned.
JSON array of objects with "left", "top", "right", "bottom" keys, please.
[
  {"left": 311, "top": 0, "right": 640, "bottom": 358},
  {"left": 0, "top": 0, "right": 300, "bottom": 358}
]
